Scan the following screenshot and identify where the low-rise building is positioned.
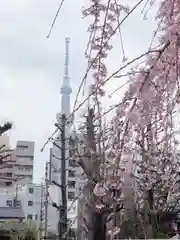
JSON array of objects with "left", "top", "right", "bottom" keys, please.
[
  {"left": 0, "top": 183, "right": 77, "bottom": 233},
  {"left": 0, "top": 207, "right": 25, "bottom": 222},
  {"left": 0, "top": 136, "right": 35, "bottom": 186}
]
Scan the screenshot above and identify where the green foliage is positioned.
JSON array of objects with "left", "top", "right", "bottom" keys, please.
[
  {"left": 156, "top": 231, "right": 169, "bottom": 239},
  {"left": 0, "top": 221, "right": 40, "bottom": 240}
]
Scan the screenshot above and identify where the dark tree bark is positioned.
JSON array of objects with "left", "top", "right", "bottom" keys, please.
[
  {"left": 94, "top": 211, "right": 106, "bottom": 240},
  {"left": 0, "top": 122, "right": 12, "bottom": 136}
]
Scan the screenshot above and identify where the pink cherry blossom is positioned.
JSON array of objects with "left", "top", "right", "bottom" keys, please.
[
  {"left": 93, "top": 183, "right": 106, "bottom": 196},
  {"left": 79, "top": 0, "right": 180, "bottom": 238}
]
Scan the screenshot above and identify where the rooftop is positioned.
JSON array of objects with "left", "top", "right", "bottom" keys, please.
[{"left": 0, "top": 207, "right": 25, "bottom": 219}]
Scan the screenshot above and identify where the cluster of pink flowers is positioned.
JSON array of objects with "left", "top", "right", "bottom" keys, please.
[
  {"left": 109, "top": 0, "right": 180, "bottom": 212},
  {"left": 113, "top": 0, "right": 180, "bottom": 135},
  {"left": 80, "top": 0, "right": 180, "bottom": 236},
  {"left": 83, "top": 0, "right": 129, "bottom": 97}
]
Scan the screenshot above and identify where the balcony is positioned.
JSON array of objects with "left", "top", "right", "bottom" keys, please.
[
  {"left": 15, "top": 157, "right": 33, "bottom": 166},
  {"left": 14, "top": 167, "right": 33, "bottom": 177}
]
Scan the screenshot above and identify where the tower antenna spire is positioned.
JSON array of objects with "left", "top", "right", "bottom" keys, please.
[
  {"left": 63, "top": 37, "right": 70, "bottom": 85},
  {"left": 60, "top": 37, "right": 72, "bottom": 117}
]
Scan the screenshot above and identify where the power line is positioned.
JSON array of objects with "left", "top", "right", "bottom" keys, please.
[
  {"left": 41, "top": 128, "right": 58, "bottom": 152},
  {"left": 47, "top": 0, "right": 66, "bottom": 38}
]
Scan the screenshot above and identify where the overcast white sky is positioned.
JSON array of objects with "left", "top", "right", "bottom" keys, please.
[{"left": 0, "top": 0, "right": 159, "bottom": 183}]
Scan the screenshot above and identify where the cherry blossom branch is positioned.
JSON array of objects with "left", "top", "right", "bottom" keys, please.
[{"left": 73, "top": 0, "right": 146, "bottom": 115}]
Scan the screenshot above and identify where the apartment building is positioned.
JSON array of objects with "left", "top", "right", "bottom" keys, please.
[
  {"left": 13, "top": 140, "right": 34, "bottom": 183},
  {"left": 0, "top": 136, "right": 35, "bottom": 186}
]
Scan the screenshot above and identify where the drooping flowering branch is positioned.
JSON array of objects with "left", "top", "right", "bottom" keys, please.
[
  {"left": 83, "top": 0, "right": 131, "bottom": 97},
  {"left": 77, "top": 0, "right": 180, "bottom": 238},
  {"left": 104, "top": 0, "right": 180, "bottom": 237}
]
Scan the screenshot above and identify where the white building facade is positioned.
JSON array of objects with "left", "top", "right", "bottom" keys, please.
[
  {"left": 0, "top": 187, "right": 18, "bottom": 207},
  {"left": 0, "top": 136, "right": 35, "bottom": 186},
  {"left": 14, "top": 140, "right": 34, "bottom": 183},
  {"left": 0, "top": 183, "right": 77, "bottom": 234}
]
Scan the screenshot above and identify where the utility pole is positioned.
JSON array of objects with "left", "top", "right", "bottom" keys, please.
[
  {"left": 15, "top": 184, "right": 18, "bottom": 199},
  {"left": 13, "top": 184, "right": 18, "bottom": 207},
  {"left": 58, "top": 114, "right": 67, "bottom": 240},
  {"left": 44, "top": 162, "right": 49, "bottom": 239},
  {"left": 39, "top": 182, "right": 44, "bottom": 240}
]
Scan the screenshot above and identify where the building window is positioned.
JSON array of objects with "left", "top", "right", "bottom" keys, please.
[
  {"left": 68, "top": 170, "right": 75, "bottom": 178},
  {"left": 69, "top": 137, "right": 75, "bottom": 158},
  {"left": 27, "top": 175, "right": 33, "bottom": 179},
  {"left": 6, "top": 172, "right": 12, "bottom": 177},
  {"left": 68, "top": 191, "right": 75, "bottom": 200},
  {"left": 29, "top": 188, "right": 34, "bottom": 194},
  {"left": 68, "top": 181, "right": 76, "bottom": 188},
  {"left": 69, "top": 149, "right": 73, "bottom": 158},
  {"left": 6, "top": 182, "right": 12, "bottom": 186},
  {"left": 69, "top": 159, "right": 76, "bottom": 168},
  {"left": 28, "top": 200, "right": 33, "bottom": 206},
  {"left": 17, "top": 156, "right": 33, "bottom": 160},
  {"left": 26, "top": 166, "right": 32, "bottom": 171},
  {"left": 15, "top": 174, "right": 31, "bottom": 179},
  {"left": 14, "top": 200, "right": 21, "bottom": 207},
  {"left": 17, "top": 146, "right": 28, "bottom": 152},
  {"left": 69, "top": 137, "right": 75, "bottom": 146},
  {"left": 68, "top": 228, "right": 76, "bottom": 238},
  {"left": 6, "top": 200, "right": 12, "bottom": 207},
  {"left": 27, "top": 214, "right": 32, "bottom": 220}
]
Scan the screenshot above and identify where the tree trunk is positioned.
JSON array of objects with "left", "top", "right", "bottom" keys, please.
[{"left": 94, "top": 212, "right": 106, "bottom": 240}]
